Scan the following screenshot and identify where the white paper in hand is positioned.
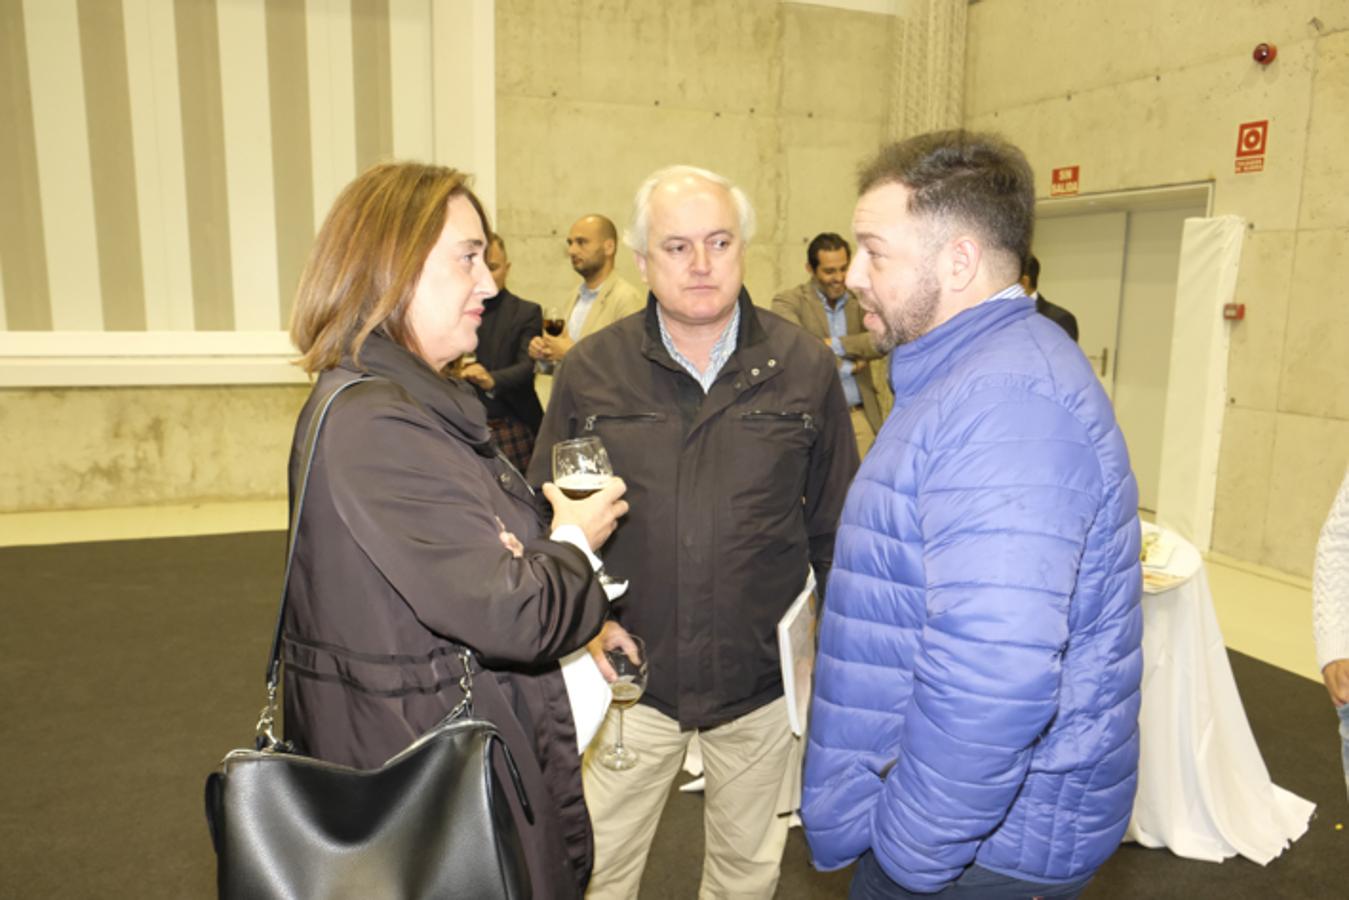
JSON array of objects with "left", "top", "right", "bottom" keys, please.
[
  {"left": 777, "top": 571, "right": 818, "bottom": 737},
  {"left": 560, "top": 647, "right": 612, "bottom": 754}
]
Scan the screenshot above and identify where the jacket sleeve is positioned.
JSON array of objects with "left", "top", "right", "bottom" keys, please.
[
  {"left": 871, "top": 386, "right": 1103, "bottom": 892},
  {"left": 839, "top": 331, "right": 882, "bottom": 361},
  {"left": 804, "top": 355, "right": 860, "bottom": 598},
  {"left": 325, "top": 390, "right": 605, "bottom": 666},
  {"left": 488, "top": 302, "right": 541, "bottom": 394},
  {"left": 1313, "top": 468, "right": 1349, "bottom": 670}
]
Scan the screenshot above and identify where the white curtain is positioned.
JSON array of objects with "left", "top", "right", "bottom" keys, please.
[{"left": 1155, "top": 216, "right": 1245, "bottom": 551}]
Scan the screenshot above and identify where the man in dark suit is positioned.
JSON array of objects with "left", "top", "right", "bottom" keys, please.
[
  {"left": 461, "top": 234, "right": 545, "bottom": 471},
  {"left": 1021, "top": 254, "right": 1079, "bottom": 342}
]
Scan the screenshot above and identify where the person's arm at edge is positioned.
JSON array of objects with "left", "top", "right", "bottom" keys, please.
[{"left": 1313, "top": 468, "right": 1349, "bottom": 706}]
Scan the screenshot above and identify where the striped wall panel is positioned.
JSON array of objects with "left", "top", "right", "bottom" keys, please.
[{"left": 0, "top": 0, "right": 432, "bottom": 335}]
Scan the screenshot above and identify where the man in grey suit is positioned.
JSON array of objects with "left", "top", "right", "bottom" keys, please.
[{"left": 772, "top": 232, "right": 884, "bottom": 456}]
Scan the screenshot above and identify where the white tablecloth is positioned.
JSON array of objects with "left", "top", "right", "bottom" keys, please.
[{"left": 1125, "top": 525, "right": 1315, "bottom": 864}]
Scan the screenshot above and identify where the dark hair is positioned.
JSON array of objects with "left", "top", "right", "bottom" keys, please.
[
  {"left": 488, "top": 232, "right": 506, "bottom": 255},
  {"left": 857, "top": 130, "right": 1035, "bottom": 273},
  {"left": 807, "top": 232, "right": 851, "bottom": 270},
  {"left": 1021, "top": 254, "right": 1041, "bottom": 289},
  {"left": 290, "top": 162, "right": 488, "bottom": 374}
]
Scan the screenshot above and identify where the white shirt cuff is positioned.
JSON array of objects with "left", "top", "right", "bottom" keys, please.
[
  {"left": 550, "top": 523, "right": 602, "bottom": 570},
  {"left": 1317, "top": 636, "right": 1349, "bottom": 673},
  {"left": 549, "top": 524, "right": 628, "bottom": 601}
]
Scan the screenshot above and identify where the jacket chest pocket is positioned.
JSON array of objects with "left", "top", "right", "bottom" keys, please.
[
  {"left": 581, "top": 412, "right": 671, "bottom": 486},
  {"left": 729, "top": 409, "right": 816, "bottom": 507}
]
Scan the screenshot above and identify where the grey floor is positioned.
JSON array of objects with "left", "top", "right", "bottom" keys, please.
[{"left": 2, "top": 531, "right": 1346, "bottom": 898}]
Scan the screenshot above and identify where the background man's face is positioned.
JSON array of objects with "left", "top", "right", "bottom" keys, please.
[
  {"left": 812, "top": 247, "right": 850, "bottom": 302},
  {"left": 637, "top": 178, "right": 744, "bottom": 330},
  {"left": 846, "top": 182, "right": 942, "bottom": 352},
  {"left": 485, "top": 242, "right": 510, "bottom": 294},
  {"left": 567, "top": 220, "right": 609, "bottom": 279}
]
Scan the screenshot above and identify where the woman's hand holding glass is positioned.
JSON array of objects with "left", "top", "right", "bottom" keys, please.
[
  {"left": 542, "top": 478, "right": 628, "bottom": 552},
  {"left": 547, "top": 437, "right": 628, "bottom": 597}
]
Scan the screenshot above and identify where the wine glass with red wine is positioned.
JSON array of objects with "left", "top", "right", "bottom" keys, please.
[{"left": 537, "top": 312, "right": 566, "bottom": 374}]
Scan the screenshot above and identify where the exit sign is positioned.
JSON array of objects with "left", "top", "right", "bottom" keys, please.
[{"left": 1051, "top": 166, "right": 1080, "bottom": 196}]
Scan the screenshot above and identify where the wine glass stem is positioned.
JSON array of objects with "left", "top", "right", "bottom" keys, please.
[{"left": 616, "top": 708, "right": 626, "bottom": 751}]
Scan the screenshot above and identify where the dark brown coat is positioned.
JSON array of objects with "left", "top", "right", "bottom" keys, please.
[
  {"left": 530, "top": 292, "right": 858, "bottom": 730},
  {"left": 281, "top": 333, "right": 608, "bottom": 898}
]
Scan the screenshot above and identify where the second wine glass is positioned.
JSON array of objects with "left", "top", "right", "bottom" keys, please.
[
  {"left": 537, "top": 310, "right": 566, "bottom": 375},
  {"left": 600, "top": 634, "right": 648, "bottom": 771}
]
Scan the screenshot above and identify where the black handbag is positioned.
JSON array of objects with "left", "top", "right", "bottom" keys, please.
[{"left": 204, "top": 374, "right": 534, "bottom": 899}]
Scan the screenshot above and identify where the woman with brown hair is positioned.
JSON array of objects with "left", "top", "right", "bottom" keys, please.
[{"left": 282, "top": 161, "right": 627, "bottom": 897}]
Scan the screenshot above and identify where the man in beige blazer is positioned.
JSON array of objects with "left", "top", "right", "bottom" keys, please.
[
  {"left": 529, "top": 214, "right": 645, "bottom": 366},
  {"left": 772, "top": 232, "right": 885, "bottom": 456}
]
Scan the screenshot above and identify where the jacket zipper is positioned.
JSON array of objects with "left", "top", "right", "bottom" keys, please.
[
  {"left": 742, "top": 410, "right": 815, "bottom": 432},
  {"left": 583, "top": 413, "right": 663, "bottom": 431}
]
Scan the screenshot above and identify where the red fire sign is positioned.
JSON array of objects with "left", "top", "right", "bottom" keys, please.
[
  {"left": 1235, "top": 120, "right": 1268, "bottom": 174},
  {"left": 1050, "top": 166, "right": 1080, "bottom": 197}
]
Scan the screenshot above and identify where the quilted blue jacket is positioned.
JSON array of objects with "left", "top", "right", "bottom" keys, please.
[{"left": 801, "top": 294, "right": 1143, "bottom": 891}]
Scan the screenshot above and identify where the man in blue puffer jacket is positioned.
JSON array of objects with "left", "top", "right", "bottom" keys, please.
[{"left": 801, "top": 130, "right": 1143, "bottom": 899}]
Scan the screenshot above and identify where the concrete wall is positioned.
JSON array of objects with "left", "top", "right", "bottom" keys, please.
[
  {"left": 0, "top": 384, "right": 308, "bottom": 511},
  {"left": 7, "top": 0, "right": 1345, "bottom": 583},
  {"left": 493, "top": 0, "right": 896, "bottom": 311},
  {"left": 964, "top": 0, "right": 1349, "bottom": 577}
]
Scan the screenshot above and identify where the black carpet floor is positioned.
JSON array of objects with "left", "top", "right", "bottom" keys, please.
[{"left": 1, "top": 531, "right": 1345, "bottom": 898}]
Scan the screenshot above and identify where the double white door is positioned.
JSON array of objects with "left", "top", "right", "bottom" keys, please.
[{"left": 1034, "top": 203, "right": 1205, "bottom": 513}]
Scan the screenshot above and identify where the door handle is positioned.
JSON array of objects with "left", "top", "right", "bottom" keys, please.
[{"left": 1085, "top": 347, "right": 1110, "bottom": 379}]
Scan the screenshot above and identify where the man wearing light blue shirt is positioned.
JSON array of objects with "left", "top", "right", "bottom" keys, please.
[{"left": 773, "top": 233, "right": 885, "bottom": 456}]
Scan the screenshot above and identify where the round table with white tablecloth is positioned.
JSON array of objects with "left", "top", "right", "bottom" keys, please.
[{"left": 1124, "top": 523, "right": 1315, "bottom": 864}]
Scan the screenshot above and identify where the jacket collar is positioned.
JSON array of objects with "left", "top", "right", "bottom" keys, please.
[
  {"left": 340, "top": 331, "right": 494, "bottom": 452},
  {"left": 888, "top": 293, "right": 1035, "bottom": 402},
  {"left": 639, "top": 288, "right": 772, "bottom": 379}
]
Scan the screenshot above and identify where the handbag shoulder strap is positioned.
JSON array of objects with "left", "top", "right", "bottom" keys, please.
[
  {"left": 264, "top": 372, "right": 374, "bottom": 688},
  {"left": 253, "top": 373, "right": 375, "bottom": 748},
  {"left": 253, "top": 371, "right": 478, "bottom": 749}
]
